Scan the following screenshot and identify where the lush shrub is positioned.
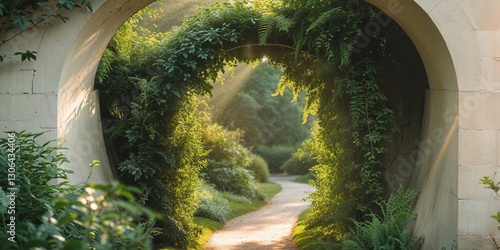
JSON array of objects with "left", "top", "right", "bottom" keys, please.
[
  {"left": 280, "top": 155, "right": 316, "bottom": 175},
  {"left": 342, "top": 186, "right": 423, "bottom": 249},
  {"left": 104, "top": 93, "right": 207, "bottom": 248},
  {"left": 0, "top": 131, "right": 76, "bottom": 224},
  {"left": 203, "top": 167, "right": 264, "bottom": 200},
  {"left": 195, "top": 183, "right": 230, "bottom": 223},
  {"left": 297, "top": 123, "right": 361, "bottom": 242},
  {"left": 204, "top": 167, "right": 249, "bottom": 194},
  {"left": 254, "top": 145, "right": 295, "bottom": 173},
  {"left": 201, "top": 121, "right": 252, "bottom": 169},
  {"left": 0, "top": 131, "right": 159, "bottom": 249},
  {"left": 247, "top": 154, "right": 270, "bottom": 182},
  {"left": 199, "top": 118, "right": 266, "bottom": 199}
]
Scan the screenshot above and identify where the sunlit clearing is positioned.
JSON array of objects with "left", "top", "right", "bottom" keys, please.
[{"left": 262, "top": 56, "right": 269, "bottom": 63}]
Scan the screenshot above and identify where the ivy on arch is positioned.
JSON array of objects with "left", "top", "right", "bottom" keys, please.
[{"left": 98, "top": 0, "right": 406, "bottom": 247}]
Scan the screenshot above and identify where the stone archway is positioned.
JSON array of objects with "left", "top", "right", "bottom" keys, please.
[{"left": 0, "top": 0, "right": 497, "bottom": 248}]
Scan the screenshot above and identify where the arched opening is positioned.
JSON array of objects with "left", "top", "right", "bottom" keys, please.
[
  {"left": 368, "top": 1, "right": 463, "bottom": 248},
  {"left": 56, "top": 0, "right": 464, "bottom": 248}
]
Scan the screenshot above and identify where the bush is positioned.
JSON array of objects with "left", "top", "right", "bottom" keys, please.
[
  {"left": 247, "top": 154, "right": 270, "bottom": 182},
  {"left": 280, "top": 155, "right": 317, "bottom": 175},
  {"left": 195, "top": 183, "right": 230, "bottom": 223},
  {"left": 254, "top": 145, "right": 295, "bottom": 173},
  {"left": 0, "top": 131, "right": 76, "bottom": 224},
  {"left": 203, "top": 167, "right": 250, "bottom": 194},
  {"left": 203, "top": 167, "right": 264, "bottom": 200},
  {"left": 0, "top": 131, "right": 159, "bottom": 249},
  {"left": 202, "top": 122, "right": 252, "bottom": 169}
]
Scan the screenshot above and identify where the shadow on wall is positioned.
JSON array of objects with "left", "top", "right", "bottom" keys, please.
[
  {"left": 56, "top": 0, "right": 157, "bottom": 184},
  {"left": 58, "top": 88, "right": 113, "bottom": 184}
]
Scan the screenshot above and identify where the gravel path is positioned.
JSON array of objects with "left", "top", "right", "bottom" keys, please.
[{"left": 205, "top": 175, "right": 315, "bottom": 250}]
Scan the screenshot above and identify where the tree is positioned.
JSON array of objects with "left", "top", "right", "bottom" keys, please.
[{"left": 209, "top": 63, "right": 311, "bottom": 147}]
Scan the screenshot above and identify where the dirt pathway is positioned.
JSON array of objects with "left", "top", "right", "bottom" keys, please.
[{"left": 205, "top": 175, "right": 315, "bottom": 250}]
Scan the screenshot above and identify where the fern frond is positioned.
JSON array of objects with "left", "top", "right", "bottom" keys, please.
[
  {"left": 258, "top": 15, "right": 274, "bottom": 45},
  {"left": 274, "top": 15, "right": 293, "bottom": 32},
  {"left": 306, "top": 7, "right": 343, "bottom": 34},
  {"left": 258, "top": 15, "right": 293, "bottom": 45}
]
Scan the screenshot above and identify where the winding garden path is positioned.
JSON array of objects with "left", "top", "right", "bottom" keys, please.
[{"left": 205, "top": 175, "right": 315, "bottom": 250}]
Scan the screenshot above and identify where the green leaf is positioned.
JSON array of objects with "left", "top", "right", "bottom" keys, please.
[
  {"left": 0, "top": 188, "right": 8, "bottom": 212},
  {"left": 59, "top": 212, "right": 78, "bottom": 225},
  {"left": 85, "top": 2, "right": 93, "bottom": 13},
  {"left": 15, "top": 50, "right": 37, "bottom": 62},
  {"left": 62, "top": 240, "right": 86, "bottom": 250},
  {"left": 14, "top": 17, "right": 25, "bottom": 31}
]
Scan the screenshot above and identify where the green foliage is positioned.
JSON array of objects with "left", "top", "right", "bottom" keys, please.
[
  {"left": 271, "top": 0, "right": 408, "bottom": 242},
  {"left": 342, "top": 186, "right": 423, "bottom": 249},
  {"left": 259, "top": 14, "right": 293, "bottom": 45},
  {"left": 98, "top": 0, "right": 417, "bottom": 246},
  {"left": 95, "top": 5, "right": 166, "bottom": 86},
  {"left": 210, "top": 63, "right": 311, "bottom": 148},
  {"left": 220, "top": 191, "right": 252, "bottom": 205},
  {"left": 51, "top": 182, "right": 160, "bottom": 250},
  {"left": 297, "top": 123, "right": 358, "bottom": 242},
  {"left": 195, "top": 182, "right": 231, "bottom": 223},
  {"left": 154, "top": 97, "right": 208, "bottom": 248},
  {"left": 0, "top": 0, "right": 93, "bottom": 62},
  {"left": 480, "top": 176, "right": 500, "bottom": 230},
  {"left": 201, "top": 121, "right": 252, "bottom": 169},
  {"left": 0, "top": 131, "right": 75, "bottom": 224},
  {"left": 280, "top": 154, "right": 316, "bottom": 175},
  {"left": 247, "top": 154, "right": 270, "bottom": 182},
  {"left": 137, "top": 0, "right": 218, "bottom": 34},
  {"left": 203, "top": 167, "right": 264, "bottom": 200},
  {"left": 97, "top": 3, "right": 265, "bottom": 247},
  {"left": 294, "top": 172, "right": 315, "bottom": 184},
  {"left": 0, "top": 131, "right": 158, "bottom": 249},
  {"left": 199, "top": 119, "right": 265, "bottom": 198},
  {"left": 481, "top": 176, "right": 500, "bottom": 193},
  {"left": 293, "top": 209, "right": 342, "bottom": 250},
  {"left": 254, "top": 145, "right": 295, "bottom": 173}
]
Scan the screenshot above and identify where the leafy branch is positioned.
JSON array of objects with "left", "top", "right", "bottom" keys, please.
[
  {"left": 480, "top": 175, "right": 500, "bottom": 232},
  {"left": 0, "top": 0, "right": 93, "bottom": 62}
]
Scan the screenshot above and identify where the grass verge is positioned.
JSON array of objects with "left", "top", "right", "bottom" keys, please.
[
  {"left": 292, "top": 209, "right": 341, "bottom": 250},
  {"left": 195, "top": 182, "right": 282, "bottom": 249}
]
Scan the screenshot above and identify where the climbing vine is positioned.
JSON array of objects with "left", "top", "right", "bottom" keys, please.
[
  {"left": 264, "top": 0, "right": 398, "bottom": 235},
  {"left": 98, "top": 0, "right": 412, "bottom": 246}
]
